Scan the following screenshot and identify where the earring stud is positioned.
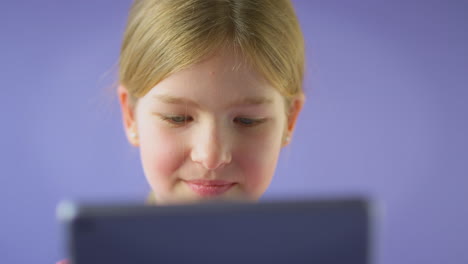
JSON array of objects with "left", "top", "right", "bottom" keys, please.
[{"left": 130, "top": 132, "right": 138, "bottom": 139}]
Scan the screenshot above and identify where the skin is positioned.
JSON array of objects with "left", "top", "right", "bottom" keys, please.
[{"left": 118, "top": 51, "right": 304, "bottom": 205}]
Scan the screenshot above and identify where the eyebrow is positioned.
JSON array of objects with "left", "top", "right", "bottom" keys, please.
[{"left": 153, "top": 94, "right": 273, "bottom": 108}]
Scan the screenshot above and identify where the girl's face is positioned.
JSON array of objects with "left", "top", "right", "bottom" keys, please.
[{"left": 119, "top": 52, "right": 302, "bottom": 204}]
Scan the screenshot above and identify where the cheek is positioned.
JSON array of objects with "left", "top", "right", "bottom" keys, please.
[
  {"left": 235, "top": 126, "right": 283, "bottom": 198},
  {"left": 138, "top": 126, "right": 186, "bottom": 191}
]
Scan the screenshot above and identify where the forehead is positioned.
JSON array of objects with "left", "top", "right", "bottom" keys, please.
[{"left": 143, "top": 52, "right": 284, "bottom": 108}]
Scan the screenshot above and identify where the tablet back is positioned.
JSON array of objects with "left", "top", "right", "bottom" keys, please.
[{"left": 59, "top": 198, "right": 372, "bottom": 264}]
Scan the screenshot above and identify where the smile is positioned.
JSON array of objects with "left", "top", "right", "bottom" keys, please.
[{"left": 183, "top": 180, "right": 236, "bottom": 197}]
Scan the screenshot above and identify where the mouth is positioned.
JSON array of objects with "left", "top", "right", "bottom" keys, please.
[{"left": 183, "top": 180, "right": 236, "bottom": 197}]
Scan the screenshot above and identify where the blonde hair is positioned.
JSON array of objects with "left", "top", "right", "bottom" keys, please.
[{"left": 119, "top": 0, "right": 305, "bottom": 111}]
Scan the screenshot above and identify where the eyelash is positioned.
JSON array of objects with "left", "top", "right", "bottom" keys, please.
[{"left": 159, "top": 115, "right": 267, "bottom": 127}]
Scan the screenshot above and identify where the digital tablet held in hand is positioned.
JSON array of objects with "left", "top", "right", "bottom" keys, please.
[{"left": 58, "top": 198, "right": 373, "bottom": 264}]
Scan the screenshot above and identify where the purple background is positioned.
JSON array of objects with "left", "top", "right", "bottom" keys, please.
[{"left": 1, "top": 1, "right": 467, "bottom": 263}]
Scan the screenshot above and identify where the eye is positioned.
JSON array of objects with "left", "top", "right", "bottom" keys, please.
[
  {"left": 160, "top": 115, "right": 193, "bottom": 126},
  {"left": 234, "top": 117, "right": 267, "bottom": 127}
]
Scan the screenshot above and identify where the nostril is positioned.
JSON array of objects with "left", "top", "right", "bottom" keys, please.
[
  {"left": 191, "top": 151, "right": 231, "bottom": 170},
  {"left": 202, "top": 159, "right": 229, "bottom": 170}
]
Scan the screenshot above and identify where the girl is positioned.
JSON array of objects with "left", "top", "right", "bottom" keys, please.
[
  {"left": 118, "top": 0, "right": 305, "bottom": 205},
  {"left": 57, "top": 0, "right": 304, "bottom": 261}
]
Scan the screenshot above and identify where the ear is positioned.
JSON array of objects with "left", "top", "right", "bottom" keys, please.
[
  {"left": 118, "top": 85, "right": 139, "bottom": 147},
  {"left": 282, "top": 93, "right": 305, "bottom": 147}
]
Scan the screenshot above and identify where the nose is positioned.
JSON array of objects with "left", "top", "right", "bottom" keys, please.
[{"left": 190, "top": 123, "right": 232, "bottom": 170}]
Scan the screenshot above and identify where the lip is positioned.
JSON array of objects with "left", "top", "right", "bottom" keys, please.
[{"left": 184, "top": 180, "right": 236, "bottom": 197}]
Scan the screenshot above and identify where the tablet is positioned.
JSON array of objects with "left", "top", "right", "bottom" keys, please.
[{"left": 58, "top": 198, "right": 373, "bottom": 264}]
